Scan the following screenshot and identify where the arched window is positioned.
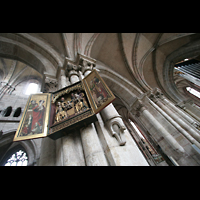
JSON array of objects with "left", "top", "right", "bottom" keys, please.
[
  {"left": 3, "top": 145, "right": 28, "bottom": 166},
  {"left": 25, "top": 83, "right": 39, "bottom": 95},
  {"left": 186, "top": 87, "right": 200, "bottom": 99},
  {"left": 3, "top": 106, "right": 12, "bottom": 117},
  {"left": 13, "top": 107, "right": 21, "bottom": 117}
]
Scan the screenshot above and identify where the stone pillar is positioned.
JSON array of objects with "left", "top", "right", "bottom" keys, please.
[
  {"left": 69, "top": 72, "right": 80, "bottom": 84},
  {"left": 152, "top": 92, "right": 200, "bottom": 144},
  {"left": 60, "top": 69, "right": 70, "bottom": 88},
  {"left": 38, "top": 77, "right": 57, "bottom": 165},
  {"left": 131, "top": 99, "right": 185, "bottom": 154},
  {"left": 56, "top": 66, "right": 85, "bottom": 166},
  {"left": 61, "top": 131, "right": 85, "bottom": 166},
  {"left": 81, "top": 60, "right": 148, "bottom": 165},
  {"left": 79, "top": 61, "right": 108, "bottom": 166},
  {"left": 148, "top": 94, "right": 200, "bottom": 149},
  {"left": 177, "top": 100, "right": 200, "bottom": 123},
  {"left": 38, "top": 137, "right": 56, "bottom": 166},
  {"left": 100, "top": 103, "right": 126, "bottom": 146},
  {"left": 95, "top": 110, "right": 149, "bottom": 166},
  {"left": 81, "top": 123, "right": 108, "bottom": 166},
  {"left": 55, "top": 68, "right": 70, "bottom": 166},
  {"left": 153, "top": 88, "right": 199, "bottom": 128}
]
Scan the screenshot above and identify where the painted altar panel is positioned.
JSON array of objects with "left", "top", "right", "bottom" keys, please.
[
  {"left": 13, "top": 93, "right": 51, "bottom": 141},
  {"left": 51, "top": 81, "right": 91, "bottom": 125},
  {"left": 48, "top": 81, "right": 97, "bottom": 140},
  {"left": 82, "top": 69, "right": 116, "bottom": 114},
  {"left": 13, "top": 69, "right": 115, "bottom": 141}
]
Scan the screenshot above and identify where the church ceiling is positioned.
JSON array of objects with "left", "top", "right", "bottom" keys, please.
[
  {"left": 0, "top": 58, "right": 42, "bottom": 87},
  {"left": 0, "top": 33, "right": 200, "bottom": 104}
]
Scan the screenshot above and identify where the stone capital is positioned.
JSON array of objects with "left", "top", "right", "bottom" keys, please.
[
  {"left": 65, "top": 53, "right": 96, "bottom": 78},
  {"left": 176, "top": 101, "right": 186, "bottom": 109},
  {"left": 152, "top": 87, "right": 165, "bottom": 100},
  {"left": 148, "top": 93, "right": 158, "bottom": 103},
  {"left": 79, "top": 58, "right": 96, "bottom": 75},
  {"left": 130, "top": 98, "right": 146, "bottom": 116}
]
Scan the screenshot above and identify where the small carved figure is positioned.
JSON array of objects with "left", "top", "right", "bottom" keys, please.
[
  {"left": 55, "top": 101, "right": 67, "bottom": 123},
  {"left": 71, "top": 93, "right": 79, "bottom": 114}
]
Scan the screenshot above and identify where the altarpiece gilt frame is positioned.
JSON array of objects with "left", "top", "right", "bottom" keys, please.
[
  {"left": 13, "top": 69, "right": 115, "bottom": 141},
  {"left": 83, "top": 69, "right": 115, "bottom": 113},
  {"left": 13, "top": 93, "right": 51, "bottom": 141}
]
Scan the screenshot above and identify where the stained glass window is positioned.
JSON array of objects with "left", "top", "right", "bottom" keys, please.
[{"left": 4, "top": 149, "right": 28, "bottom": 166}]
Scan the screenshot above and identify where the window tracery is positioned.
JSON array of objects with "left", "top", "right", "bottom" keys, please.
[{"left": 4, "top": 149, "right": 28, "bottom": 166}]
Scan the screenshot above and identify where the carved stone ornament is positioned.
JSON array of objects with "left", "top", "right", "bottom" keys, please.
[
  {"left": 152, "top": 88, "right": 164, "bottom": 99},
  {"left": 130, "top": 98, "right": 146, "bottom": 116},
  {"left": 106, "top": 116, "right": 126, "bottom": 146},
  {"left": 148, "top": 93, "right": 158, "bottom": 103}
]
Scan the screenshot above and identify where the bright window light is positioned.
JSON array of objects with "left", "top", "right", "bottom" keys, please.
[
  {"left": 186, "top": 87, "right": 200, "bottom": 99},
  {"left": 129, "top": 119, "right": 145, "bottom": 139},
  {"left": 25, "top": 83, "right": 38, "bottom": 95}
]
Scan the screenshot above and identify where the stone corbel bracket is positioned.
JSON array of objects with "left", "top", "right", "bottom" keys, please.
[
  {"left": 105, "top": 116, "right": 126, "bottom": 146},
  {"left": 130, "top": 98, "right": 146, "bottom": 117}
]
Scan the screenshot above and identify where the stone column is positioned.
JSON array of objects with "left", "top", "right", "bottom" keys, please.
[
  {"left": 80, "top": 61, "right": 108, "bottom": 166},
  {"left": 38, "top": 76, "right": 57, "bottom": 166},
  {"left": 95, "top": 106, "right": 149, "bottom": 166},
  {"left": 153, "top": 88, "right": 199, "bottom": 128},
  {"left": 38, "top": 137, "right": 56, "bottom": 166},
  {"left": 100, "top": 103, "right": 126, "bottom": 146},
  {"left": 177, "top": 100, "right": 200, "bottom": 123},
  {"left": 130, "top": 99, "right": 185, "bottom": 154},
  {"left": 55, "top": 68, "right": 71, "bottom": 166},
  {"left": 60, "top": 69, "right": 70, "bottom": 88},
  {"left": 81, "top": 123, "right": 108, "bottom": 166},
  {"left": 148, "top": 94, "right": 200, "bottom": 149},
  {"left": 152, "top": 92, "right": 200, "bottom": 144},
  {"left": 56, "top": 66, "right": 85, "bottom": 166}
]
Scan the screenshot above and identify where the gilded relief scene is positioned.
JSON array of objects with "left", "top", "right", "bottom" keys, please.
[
  {"left": 20, "top": 95, "right": 47, "bottom": 137},
  {"left": 53, "top": 89, "right": 90, "bottom": 124}
]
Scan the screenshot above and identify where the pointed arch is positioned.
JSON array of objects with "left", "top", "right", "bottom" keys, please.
[
  {"left": 84, "top": 33, "right": 100, "bottom": 56},
  {"left": 96, "top": 61, "right": 143, "bottom": 109},
  {"left": 0, "top": 130, "right": 39, "bottom": 166}
]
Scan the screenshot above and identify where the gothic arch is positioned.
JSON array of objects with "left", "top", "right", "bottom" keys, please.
[
  {"left": 0, "top": 34, "right": 57, "bottom": 77},
  {"left": 163, "top": 39, "right": 200, "bottom": 103},
  {"left": 3, "top": 106, "right": 12, "bottom": 117},
  {"left": 0, "top": 130, "right": 39, "bottom": 166},
  {"left": 13, "top": 75, "right": 43, "bottom": 96},
  {"left": 0, "top": 40, "right": 46, "bottom": 75},
  {"left": 96, "top": 61, "right": 143, "bottom": 109}
]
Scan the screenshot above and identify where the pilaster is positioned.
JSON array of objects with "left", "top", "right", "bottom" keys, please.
[
  {"left": 130, "top": 97, "right": 185, "bottom": 154},
  {"left": 151, "top": 88, "right": 200, "bottom": 143}
]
